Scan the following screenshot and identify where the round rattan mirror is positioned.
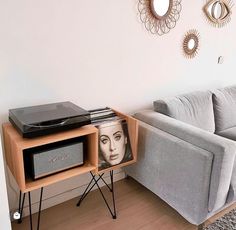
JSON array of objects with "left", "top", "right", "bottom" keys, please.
[
  {"left": 150, "top": 0, "right": 171, "bottom": 18},
  {"left": 183, "top": 30, "right": 200, "bottom": 59},
  {"left": 138, "top": 0, "right": 182, "bottom": 35}
]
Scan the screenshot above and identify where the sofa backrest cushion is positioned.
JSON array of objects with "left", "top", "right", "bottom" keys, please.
[
  {"left": 213, "top": 85, "right": 236, "bottom": 132},
  {"left": 153, "top": 91, "right": 215, "bottom": 132}
]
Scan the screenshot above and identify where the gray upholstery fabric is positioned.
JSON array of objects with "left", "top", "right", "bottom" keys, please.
[
  {"left": 226, "top": 186, "right": 235, "bottom": 204},
  {"left": 153, "top": 91, "right": 215, "bottom": 132},
  {"left": 133, "top": 110, "right": 236, "bottom": 214},
  {"left": 217, "top": 127, "right": 236, "bottom": 141},
  {"left": 213, "top": 86, "right": 236, "bottom": 204},
  {"left": 217, "top": 127, "right": 236, "bottom": 203},
  {"left": 125, "top": 121, "right": 212, "bottom": 225},
  {"left": 213, "top": 85, "right": 236, "bottom": 132}
]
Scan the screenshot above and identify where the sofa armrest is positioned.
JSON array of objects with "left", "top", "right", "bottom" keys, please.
[
  {"left": 134, "top": 110, "right": 236, "bottom": 213},
  {"left": 125, "top": 121, "right": 213, "bottom": 224}
]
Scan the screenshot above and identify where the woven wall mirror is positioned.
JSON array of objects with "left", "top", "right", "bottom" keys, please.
[
  {"left": 203, "top": 0, "right": 233, "bottom": 27},
  {"left": 138, "top": 0, "right": 182, "bottom": 35},
  {"left": 183, "top": 30, "right": 200, "bottom": 59}
]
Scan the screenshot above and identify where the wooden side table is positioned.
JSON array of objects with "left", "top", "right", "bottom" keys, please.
[{"left": 2, "top": 110, "right": 138, "bottom": 230}]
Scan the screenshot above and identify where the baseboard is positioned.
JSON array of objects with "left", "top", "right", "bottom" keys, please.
[{"left": 12, "top": 169, "right": 125, "bottom": 219}]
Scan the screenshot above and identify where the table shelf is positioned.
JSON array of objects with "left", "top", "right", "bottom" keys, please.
[
  {"left": 24, "top": 162, "right": 96, "bottom": 192},
  {"left": 2, "top": 123, "right": 98, "bottom": 192}
]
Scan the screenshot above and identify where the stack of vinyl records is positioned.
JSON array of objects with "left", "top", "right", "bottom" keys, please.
[{"left": 89, "top": 107, "right": 118, "bottom": 124}]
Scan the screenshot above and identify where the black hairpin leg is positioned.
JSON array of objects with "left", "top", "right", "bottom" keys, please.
[
  {"left": 37, "top": 187, "right": 44, "bottom": 230},
  {"left": 28, "top": 192, "right": 33, "bottom": 230},
  {"left": 18, "top": 190, "right": 22, "bottom": 215},
  {"left": 91, "top": 171, "right": 116, "bottom": 219},
  {"left": 18, "top": 191, "right": 26, "bottom": 224},
  {"left": 77, "top": 173, "right": 104, "bottom": 207},
  {"left": 77, "top": 170, "right": 117, "bottom": 219},
  {"left": 17, "top": 187, "right": 44, "bottom": 230},
  {"left": 110, "top": 171, "right": 116, "bottom": 218},
  {"left": 100, "top": 174, "right": 112, "bottom": 192}
]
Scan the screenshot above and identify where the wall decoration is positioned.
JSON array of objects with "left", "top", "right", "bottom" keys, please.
[
  {"left": 203, "top": 0, "right": 233, "bottom": 27},
  {"left": 138, "top": 0, "right": 182, "bottom": 35},
  {"left": 182, "top": 30, "right": 200, "bottom": 59}
]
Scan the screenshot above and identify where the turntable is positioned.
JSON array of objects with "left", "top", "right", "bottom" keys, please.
[{"left": 9, "top": 102, "right": 91, "bottom": 138}]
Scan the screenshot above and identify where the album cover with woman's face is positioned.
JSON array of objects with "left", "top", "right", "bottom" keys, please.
[{"left": 96, "top": 119, "right": 133, "bottom": 171}]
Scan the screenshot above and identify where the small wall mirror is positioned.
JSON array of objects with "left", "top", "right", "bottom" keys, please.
[
  {"left": 212, "top": 1, "right": 223, "bottom": 19},
  {"left": 151, "top": 0, "right": 171, "bottom": 18},
  {"left": 203, "top": 0, "right": 233, "bottom": 27},
  {"left": 138, "top": 0, "right": 182, "bottom": 35},
  {"left": 188, "top": 39, "right": 195, "bottom": 50},
  {"left": 183, "top": 30, "right": 200, "bottom": 59}
]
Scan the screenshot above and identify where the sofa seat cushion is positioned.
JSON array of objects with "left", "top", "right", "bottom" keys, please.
[
  {"left": 213, "top": 85, "right": 236, "bottom": 132},
  {"left": 217, "top": 127, "right": 236, "bottom": 141},
  {"left": 153, "top": 91, "right": 215, "bottom": 132}
]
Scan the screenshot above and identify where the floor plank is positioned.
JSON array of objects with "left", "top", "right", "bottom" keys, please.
[{"left": 11, "top": 178, "right": 201, "bottom": 230}]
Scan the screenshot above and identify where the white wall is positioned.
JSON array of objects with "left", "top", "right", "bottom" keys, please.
[
  {"left": 0, "top": 0, "right": 236, "bottom": 222},
  {"left": 0, "top": 140, "right": 11, "bottom": 229}
]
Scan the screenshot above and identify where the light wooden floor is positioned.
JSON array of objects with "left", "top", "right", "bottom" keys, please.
[{"left": 11, "top": 178, "right": 235, "bottom": 230}]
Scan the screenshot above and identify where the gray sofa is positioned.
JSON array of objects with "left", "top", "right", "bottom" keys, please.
[{"left": 125, "top": 85, "right": 236, "bottom": 227}]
